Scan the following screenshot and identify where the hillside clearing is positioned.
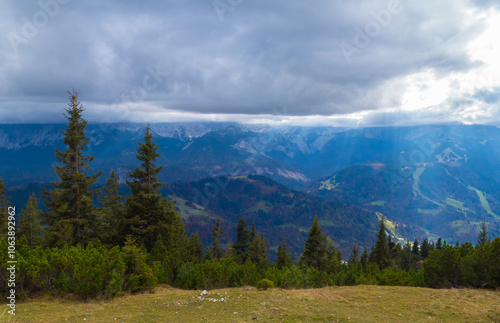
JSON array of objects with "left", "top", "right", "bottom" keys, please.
[{"left": 4, "top": 285, "right": 500, "bottom": 322}]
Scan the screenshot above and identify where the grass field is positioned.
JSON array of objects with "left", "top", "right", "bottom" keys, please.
[{"left": 3, "top": 285, "right": 500, "bottom": 322}]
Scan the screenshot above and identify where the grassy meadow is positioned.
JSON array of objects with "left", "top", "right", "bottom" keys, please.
[{"left": 2, "top": 285, "right": 500, "bottom": 322}]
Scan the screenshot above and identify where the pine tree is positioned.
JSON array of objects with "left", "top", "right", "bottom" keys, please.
[
  {"left": 187, "top": 232, "right": 204, "bottom": 263},
  {"left": 370, "top": 219, "right": 390, "bottom": 269},
  {"left": 42, "top": 90, "right": 101, "bottom": 247},
  {"left": 301, "top": 214, "right": 329, "bottom": 270},
  {"left": 387, "top": 234, "right": 399, "bottom": 266},
  {"left": 98, "top": 170, "right": 124, "bottom": 247},
  {"left": 233, "top": 218, "right": 250, "bottom": 264},
  {"left": 248, "top": 223, "right": 268, "bottom": 265},
  {"left": 420, "top": 238, "right": 431, "bottom": 259},
  {"left": 122, "top": 124, "right": 185, "bottom": 251},
  {"left": 412, "top": 239, "right": 420, "bottom": 261},
  {"left": 436, "top": 237, "right": 443, "bottom": 250},
  {"left": 0, "top": 178, "right": 11, "bottom": 240},
  {"left": 18, "top": 193, "right": 43, "bottom": 248},
  {"left": 211, "top": 218, "right": 225, "bottom": 259},
  {"left": 348, "top": 243, "right": 359, "bottom": 268},
  {"left": 276, "top": 239, "right": 292, "bottom": 269},
  {"left": 477, "top": 221, "right": 490, "bottom": 247},
  {"left": 398, "top": 242, "right": 414, "bottom": 271},
  {"left": 360, "top": 247, "right": 369, "bottom": 270}
]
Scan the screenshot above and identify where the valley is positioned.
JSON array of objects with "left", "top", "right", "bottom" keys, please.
[{"left": 2, "top": 123, "right": 500, "bottom": 249}]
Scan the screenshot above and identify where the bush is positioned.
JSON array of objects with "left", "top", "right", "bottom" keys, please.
[{"left": 256, "top": 278, "right": 274, "bottom": 290}]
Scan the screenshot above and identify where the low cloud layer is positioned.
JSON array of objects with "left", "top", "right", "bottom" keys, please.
[{"left": 0, "top": 0, "right": 499, "bottom": 126}]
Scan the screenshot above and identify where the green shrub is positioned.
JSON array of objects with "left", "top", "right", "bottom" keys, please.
[{"left": 256, "top": 278, "right": 274, "bottom": 290}]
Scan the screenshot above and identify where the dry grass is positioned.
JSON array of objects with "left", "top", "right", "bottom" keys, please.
[{"left": 3, "top": 285, "right": 500, "bottom": 322}]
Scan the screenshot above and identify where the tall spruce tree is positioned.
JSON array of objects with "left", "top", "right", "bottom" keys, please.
[
  {"left": 276, "top": 239, "right": 292, "bottom": 269},
  {"left": 370, "top": 219, "right": 390, "bottom": 269},
  {"left": 233, "top": 218, "right": 250, "bottom": 264},
  {"left": 348, "top": 243, "right": 359, "bottom": 268},
  {"left": 420, "top": 238, "right": 431, "bottom": 259},
  {"left": 477, "top": 221, "right": 490, "bottom": 247},
  {"left": 360, "top": 247, "right": 369, "bottom": 270},
  {"left": 18, "top": 193, "right": 44, "bottom": 248},
  {"left": 248, "top": 222, "right": 268, "bottom": 265},
  {"left": 436, "top": 237, "right": 443, "bottom": 250},
  {"left": 412, "top": 239, "right": 420, "bottom": 261},
  {"left": 301, "top": 214, "right": 329, "bottom": 270},
  {"left": 42, "top": 90, "right": 101, "bottom": 247},
  {"left": 0, "top": 177, "right": 11, "bottom": 240},
  {"left": 398, "top": 242, "right": 414, "bottom": 271},
  {"left": 123, "top": 124, "right": 185, "bottom": 252},
  {"left": 211, "top": 218, "right": 225, "bottom": 259},
  {"left": 98, "top": 170, "right": 124, "bottom": 247},
  {"left": 187, "top": 232, "right": 204, "bottom": 263}
]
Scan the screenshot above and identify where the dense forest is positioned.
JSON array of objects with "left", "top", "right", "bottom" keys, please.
[{"left": 1, "top": 91, "right": 499, "bottom": 299}]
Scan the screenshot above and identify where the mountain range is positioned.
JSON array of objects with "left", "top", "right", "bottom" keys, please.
[{"left": 2, "top": 122, "right": 499, "bottom": 249}]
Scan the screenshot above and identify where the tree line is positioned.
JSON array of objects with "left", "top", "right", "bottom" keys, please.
[{"left": 0, "top": 91, "right": 499, "bottom": 299}]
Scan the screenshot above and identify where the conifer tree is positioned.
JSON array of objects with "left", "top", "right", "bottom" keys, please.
[
  {"left": 211, "top": 218, "right": 225, "bottom": 259},
  {"left": 360, "top": 247, "right": 369, "bottom": 270},
  {"left": 18, "top": 193, "right": 43, "bottom": 248},
  {"left": 42, "top": 90, "right": 101, "bottom": 247},
  {"left": 477, "top": 221, "right": 490, "bottom": 247},
  {"left": 248, "top": 222, "right": 268, "bottom": 265},
  {"left": 398, "top": 242, "right": 414, "bottom": 271},
  {"left": 301, "top": 214, "right": 329, "bottom": 270},
  {"left": 187, "top": 232, "right": 204, "bottom": 263},
  {"left": 412, "top": 239, "right": 420, "bottom": 261},
  {"left": 122, "top": 125, "right": 185, "bottom": 252},
  {"left": 420, "top": 238, "right": 431, "bottom": 259},
  {"left": 388, "top": 235, "right": 398, "bottom": 263},
  {"left": 0, "top": 178, "right": 11, "bottom": 240},
  {"left": 233, "top": 218, "right": 250, "bottom": 264},
  {"left": 348, "top": 243, "right": 359, "bottom": 268},
  {"left": 276, "top": 239, "right": 292, "bottom": 269},
  {"left": 370, "top": 219, "right": 390, "bottom": 269},
  {"left": 98, "top": 170, "right": 124, "bottom": 247},
  {"left": 436, "top": 237, "right": 443, "bottom": 250}
]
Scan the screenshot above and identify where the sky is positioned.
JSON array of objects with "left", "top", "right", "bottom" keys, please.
[{"left": 1, "top": 0, "right": 499, "bottom": 127}]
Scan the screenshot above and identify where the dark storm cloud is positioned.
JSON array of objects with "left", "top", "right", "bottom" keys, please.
[{"left": 0, "top": 0, "right": 497, "bottom": 124}]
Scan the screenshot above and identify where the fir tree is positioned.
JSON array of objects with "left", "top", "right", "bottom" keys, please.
[
  {"left": 420, "top": 238, "right": 431, "bottom": 259},
  {"left": 360, "top": 247, "right": 369, "bottom": 270},
  {"left": 348, "top": 243, "right": 359, "bottom": 268},
  {"left": 98, "top": 170, "right": 124, "bottom": 247},
  {"left": 388, "top": 235, "right": 398, "bottom": 262},
  {"left": 370, "top": 219, "right": 390, "bottom": 269},
  {"left": 248, "top": 223, "right": 268, "bottom": 265},
  {"left": 436, "top": 237, "right": 443, "bottom": 250},
  {"left": 398, "top": 242, "right": 414, "bottom": 271},
  {"left": 187, "top": 232, "right": 204, "bottom": 263},
  {"left": 477, "top": 221, "right": 490, "bottom": 247},
  {"left": 301, "top": 214, "right": 329, "bottom": 270},
  {"left": 276, "top": 239, "right": 292, "bottom": 269},
  {"left": 211, "top": 218, "right": 225, "bottom": 259},
  {"left": 233, "top": 218, "right": 250, "bottom": 264},
  {"left": 18, "top": 193, "right": 44, "bottom": 248},
  {"left": 42, "top": 90, "right": 101, "bottom": 247},
  {"left": 412, "top": 239, "right": 420, "bottom": 261},
  {"left": 122, "top": 124, "right": 185, "bottom": 252}
]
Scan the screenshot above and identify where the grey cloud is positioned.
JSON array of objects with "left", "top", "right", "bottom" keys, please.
[{"left": 0, "top": 0, "right": 497, "bottom": 124}]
